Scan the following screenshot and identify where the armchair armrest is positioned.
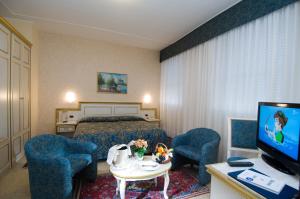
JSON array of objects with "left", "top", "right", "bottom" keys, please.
[
  {"left": 199, "top": 139, "right": 220, "bottom": 165},
  {"left": 65, "top": 139, "right": 98, "bottom": 181},
  {"left": 172, "top": 133, "right": 190, "bottom": 148},
  {"left": 66, "top": 139, "right": 97, "bottom": 154},
  {"left": 27, "top": 156, "right": 73, "bottom": 198},
  {"left": 29, "top": 156, "right": 71, "bottom": 175}
]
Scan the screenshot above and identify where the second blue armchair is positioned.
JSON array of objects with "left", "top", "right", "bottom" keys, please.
[
  {"left": 172, "top": 128, "right": 220, "bottom": 185},
  {"left": 25, "top": 134, "right": 98, "bottom": 199}
]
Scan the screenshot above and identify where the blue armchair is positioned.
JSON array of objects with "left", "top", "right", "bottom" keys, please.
[
  {"left": 172, "top": 128, "right": 220, "bottom": 185},
  {"left": 24, "top": 134, "right": 97, "bottom": 199}
]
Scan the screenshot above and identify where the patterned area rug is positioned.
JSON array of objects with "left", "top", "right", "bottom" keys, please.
[{"left": 79, "top": 167, "right": 210, "bottom": 199}]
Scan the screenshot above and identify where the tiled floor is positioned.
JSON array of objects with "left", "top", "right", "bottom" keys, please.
[{"left": 0, "top": 159, "right": 210, "bottom": 199}]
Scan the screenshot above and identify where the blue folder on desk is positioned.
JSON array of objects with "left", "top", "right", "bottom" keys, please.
[{"left": 228, "top": 168, "right": 298, "bottom": 199}]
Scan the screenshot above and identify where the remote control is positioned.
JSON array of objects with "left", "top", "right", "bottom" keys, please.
[{"left": 227, "top": 161, "right": 254, "bottom": 167}]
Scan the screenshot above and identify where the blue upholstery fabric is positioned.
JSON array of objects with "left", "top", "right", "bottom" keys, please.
[
  {"left": 66, "top": 154, "right": 92, "bottom": 176},
  {"left": 174, "top": 145, "right": 202, "bottom": 161},
  {"left": 172, "top": 128, "right": 220, "bottom": 185},
  {"left": 24, "top": 134, "right": 97, "bottom": 199},
  {"left": 231, "top": 119, "right": 257, "bottom": 149}
]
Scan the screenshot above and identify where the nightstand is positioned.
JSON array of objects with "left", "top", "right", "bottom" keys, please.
[
  {"left": 145, "top": 118, "right": 160, "bottom": 128},
  {"left": 56, "top": 121, "right": 77, "bottom": 138}
]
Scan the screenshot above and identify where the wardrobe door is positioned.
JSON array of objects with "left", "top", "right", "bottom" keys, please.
[
  {"left": 0, "top": 23, "right": 11, "bottom": 172},
  {"left": 11, "top": 61, "right": 23, "bottom": 161},
  {"left": 11, "top": 62, "right": 20, "bottom": 136},
  {"left": 12, "top": 35, "right": 21, "bottom": 61},
  {"left": 20, "top": 66, "right": 30, "bottom": 131},
  {"left": 22, "top": 45, "right": 30, "bottom": 65},
  {"left": 21, "top": 43, "right": 31, "bottom": 157},
  {"left": 22, "top": 44, "right": 30, "bottom": 133},
  {"left": 11, "top": 38, "right": 31, "bottom": 163},
  {"left": 11, "top": 34, "right": 22, "bottom": 162}
]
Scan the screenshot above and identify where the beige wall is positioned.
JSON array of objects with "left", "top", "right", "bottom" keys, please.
[
  {"left": 5, "top": 18, "right": 40, "bottom": 137},
  {"left": 38, "top": 32, "right": 161, "bottom": 133}
]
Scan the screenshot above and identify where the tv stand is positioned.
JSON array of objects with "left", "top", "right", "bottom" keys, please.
[{"left": 261, "top": 154, "right": 295, "bottom": 175}]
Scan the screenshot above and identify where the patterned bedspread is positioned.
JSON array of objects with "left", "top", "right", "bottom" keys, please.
[{"left": 73, "top": 121, "right": 168, "bottom": 160}]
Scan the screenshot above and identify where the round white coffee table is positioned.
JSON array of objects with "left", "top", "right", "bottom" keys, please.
[{"left": 110, "top": 156, "right": 172, "bottom": 199}]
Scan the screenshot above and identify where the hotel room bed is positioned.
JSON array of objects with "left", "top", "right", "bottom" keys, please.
[{"left": 73, "top": 116, "right": 168, "bottom": 160}]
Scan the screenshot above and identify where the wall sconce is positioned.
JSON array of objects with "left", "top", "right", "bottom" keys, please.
[
  {"left": 65, "top": 91, "right": 76, "bottom": 103},
  {"left": 143, "top": 94, "right": 152, "bottom": 104}
]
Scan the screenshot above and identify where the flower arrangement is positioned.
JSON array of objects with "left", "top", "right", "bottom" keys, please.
[
  {"left": 132, "top": 139, "right": 148, "bottom": 160},
  {"left": 153, "top": 143, "right": 173, "bottom": 164}
]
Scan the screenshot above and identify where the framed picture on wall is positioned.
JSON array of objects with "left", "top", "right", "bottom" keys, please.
[{"left": 97, "top": 72, "right": 128, "bottom": 94}]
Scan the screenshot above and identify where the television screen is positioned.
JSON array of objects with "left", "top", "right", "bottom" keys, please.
[{"left": 258, "top": 104, "right": 300, "bottom": 161}]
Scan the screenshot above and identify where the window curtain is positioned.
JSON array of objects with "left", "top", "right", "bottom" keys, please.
[{"left": 160, "top": 2, "right": 300, "bottom": 160}]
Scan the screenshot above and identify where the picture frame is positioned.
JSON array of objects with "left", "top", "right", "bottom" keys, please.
[{"left": 97, "top": 72, "right": 128, "bottom": 94}]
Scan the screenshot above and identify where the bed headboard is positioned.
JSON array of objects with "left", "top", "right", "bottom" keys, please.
[{"left": 55, "top": 102, "right": 158, "bottom": 123}]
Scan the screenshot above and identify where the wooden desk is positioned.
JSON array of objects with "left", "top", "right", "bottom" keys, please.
[{"left": 207, "top": 158, "right": 299, "bottom": 199}]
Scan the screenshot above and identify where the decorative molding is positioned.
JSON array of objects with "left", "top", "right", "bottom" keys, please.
[
  {"left": 0, "top": 17, "right": 32, "bottom": 47},
  {"left": 160, "top": 0, "right": 298, "bottom": 62}
]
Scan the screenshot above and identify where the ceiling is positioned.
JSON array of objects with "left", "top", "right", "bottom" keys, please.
[{"left": 0, "top": 0, "right": 240, "bottom": 50}]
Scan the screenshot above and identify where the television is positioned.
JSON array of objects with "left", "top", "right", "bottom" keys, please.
[{"left": 257, "top": 102, "right": 300, "bottom": 175}]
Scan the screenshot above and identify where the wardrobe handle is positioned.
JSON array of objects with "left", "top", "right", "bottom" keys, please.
[{"left": 19, "top": 97, "right": 24, "bottom": 100}]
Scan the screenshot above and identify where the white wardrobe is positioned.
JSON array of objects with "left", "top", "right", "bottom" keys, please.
[{"left": 0, "top": 18, "right": 31, "bottom": 173}]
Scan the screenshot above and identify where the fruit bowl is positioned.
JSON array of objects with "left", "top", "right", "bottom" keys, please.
[{"left": 152, "top": 143, "right": 173, "bottom": 164}]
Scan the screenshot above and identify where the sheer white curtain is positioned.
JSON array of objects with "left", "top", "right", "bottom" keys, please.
[{"left": 160, "top": 2, "right": 300, "bottom": 159}]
